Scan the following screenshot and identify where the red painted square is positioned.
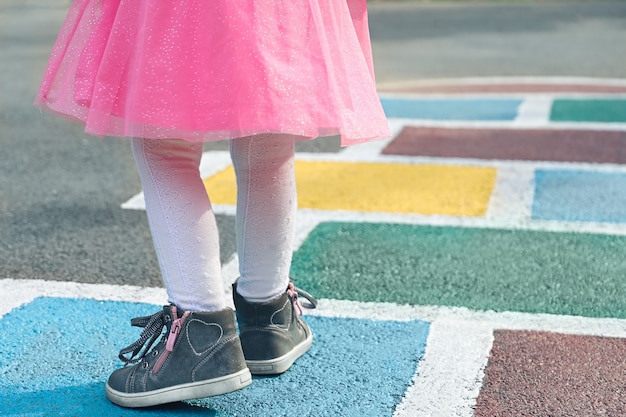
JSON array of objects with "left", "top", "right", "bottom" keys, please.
[
  {"left": 475, "top": 330, "right": 626, "bottom": 417},
  {"left": 383, "top": 127, "right": 626, "bottom": 164}
]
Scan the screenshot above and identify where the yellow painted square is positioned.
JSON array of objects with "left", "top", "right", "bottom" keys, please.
[{"left": 203, "top": 161, "right": 497, "bottom": 216}]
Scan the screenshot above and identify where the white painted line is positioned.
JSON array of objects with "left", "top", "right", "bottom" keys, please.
[
  {"left": 292, "top": 152, "right": 626, "bottom": 173},
  {"left": 212, "top": 204, "right": 236, "bottom": 216},
  {"left": 0, "top": 279, "right": 167, "bottom": 319},
  {"left": 376, "top": 76, "right": 626, "bottom": 90},
  {"left": 219, "top": 215, "right": 324, "bottom": 308},
  {"left": 198, "top": 150, "right": 233, "bottom": 178},
  {"left": 121, "top": 151, "right": 234, "bottom": 210},
  {"left": 120, "top": 192, "right": 145, "bottom": 210},
  {"left": 4, "top": 279, "right": 625, "bottom": 338},
  {"left": 388, "top": 118, "right": 411, "bottom": 138},
  {"left": 379, "top": 92, "right": 626, "bottom": 100},
  {"left": 385, "top": 118, "right": 626, "bottom": 131},
  {"left": 122, "top": 150, "right": 626, "bottom": 213},
  {"left": 123, "top": 164, "right": 626, "bottom": 237},
  {"left": 310, "top": 298, "right": 626, "bottom": 338},
  {"left": 485, "top": 165, "right": 535, "bottom": 222},
  {"left": 311, "top": 298, "right": 626, "bottom": 416},
  {"left": 549, "top": 121, "right": 626, "bottom": 131},
  {"left": 514, "top": 95, "right": 553, "bottom": 125},
  {"left": 392, "top": 320, "right": 494, "bottom": 417},
  {"left": 293, "top": 215, "right": 323, "bottom": 250},
  {"left": 121, "top": 144, "right": 626, "bottom": 237},
  {"left": 339, "top": 132, "right": 396, "bottom": 159},
  {"left": 4, "top": 279, "right": 626, "bottom": 417},
  {"left": 285, "top": 208, "right": 626, "bottom": 237}
]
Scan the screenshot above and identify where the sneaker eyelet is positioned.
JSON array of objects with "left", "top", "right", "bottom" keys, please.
[
  {"left": 142, "top": 362, "right": 149, "bottom": 369},
  {"left": 152, "top": 350, "right": 159, "bottom": 356}
]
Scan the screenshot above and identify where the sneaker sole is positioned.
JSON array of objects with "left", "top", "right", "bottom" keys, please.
[
  {"left": 105, "top": 368, "right": 252, "bottom": 408},
  {"left": 246, "top": 332, "right": 313, "bottom": 375}
]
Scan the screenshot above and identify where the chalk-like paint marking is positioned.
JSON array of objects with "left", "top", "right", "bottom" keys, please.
[
  {"left": 121, "top": 142, "right": 626, "bottom": 237},
  {"left": 515, "top": 95, "right": 553, "bottom": 125},
  {"left": 168, "top": 215, "right": 324, "bottom": 309},
  {"left": 122, "top": 149, "right": 626, "bottom": 213},
  {"left": 120, "top": 191, "right": 145, "bottom": 210},
  {"left": 385, "top": 118, "right": 626, "bottom": 131},
  {"left": 392, "top": 319, "right": 494, "bottom": 417},
  {"left": 121, "top": 100, "right": 626, "bottom": 210},
  {"left": 362, "top": 153, "right": 626, "bottom": 173},
  {"left": 4, "top": 279, "right": 625, "bottom": 338},
  {"left": 376, "top": 76, "right": 626, "bottom": 91},
  {"left": 485, "top": 165, "right": 535, "bottom": 222},
  {"left": 339, "top": 131, "right": 397, "bottom": 159},
  {"left": 122, "top": 193, "right": 626, "bottom": 238},
  {"left": 0, "top": 279, "right": 165, "bottom": 320},
  {"left": 311, "top": 299, "right": 626, "bottom": 416},
  {"left": 220, "top": 253, "right": 239, "bottom": 310},
  {"left": 378, "top": 93, "right": 626, "bottom": 101},
  {"left": 4, "top": 279, "right": 626, "bottom": 417},
  {"left": 121, "top": 151, "right": 233, "bottom": 210},
  {"left": 198, "top": 148, "right": 233, "bottom": 178},
  {"left": 310, "top": 298, "right": 626, "bottom": 338},
  {"left": 290, "top": 208, "right": 626, "bottom": 237}
]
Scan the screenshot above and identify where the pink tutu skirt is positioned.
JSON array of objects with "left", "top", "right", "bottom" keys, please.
[{"left": 35, "top": 0, "right": 390, "bottom": 145}]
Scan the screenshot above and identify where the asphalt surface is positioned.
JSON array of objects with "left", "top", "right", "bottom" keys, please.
[
  {"left": 367, "top": 1, "right": 626, "bottom": 82},
  {"left": 2, "top": 2, "right": 626, "bottom": 416},
  {"left": 1, "top": 0, "right": 626, "bottom": 287}
]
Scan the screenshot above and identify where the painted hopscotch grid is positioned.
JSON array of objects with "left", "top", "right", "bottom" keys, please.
[
  {"left": 121, "top": 90, "right": 626, "bottom": 233},
  {"left": 3, "top": 279, "right": 626, "bottom": 417},
  {"left": 113, "top": 86, "right": 626, "bottom": 414}
]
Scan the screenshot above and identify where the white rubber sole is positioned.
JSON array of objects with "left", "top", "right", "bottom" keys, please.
[
  {"left": 246, "top": 332, "right": 313, "bottom": 375},
  {"left": 105, "top": 368, "right": 252, "bottom": 408}
]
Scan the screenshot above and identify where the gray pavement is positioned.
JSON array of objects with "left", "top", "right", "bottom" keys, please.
[
  {"left": 367, "top": 0, "right": 626, "bottom": 81},
  {"left": 1, "top": 1, "right": 625, "bottom": 287}
]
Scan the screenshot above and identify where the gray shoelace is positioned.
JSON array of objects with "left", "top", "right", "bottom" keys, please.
[
  {"left": 116, "top": 283, "right": 316, "bottom": 366},
  {"left": 118, "top": 310, "right": 166, "bottom": 365}
]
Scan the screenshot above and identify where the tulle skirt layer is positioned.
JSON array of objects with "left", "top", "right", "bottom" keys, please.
[{"left": 35, "top": 0, "right": 391, "bottom": 145}]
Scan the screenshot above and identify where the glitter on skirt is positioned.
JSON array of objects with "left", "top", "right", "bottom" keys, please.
[{"left": 34, "top": 0, "right": 391, "bottom": 146}]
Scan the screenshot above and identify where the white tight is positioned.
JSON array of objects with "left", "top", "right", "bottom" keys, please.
[{"left": 131, "top": 135, "right": 296, "bottom": 311}]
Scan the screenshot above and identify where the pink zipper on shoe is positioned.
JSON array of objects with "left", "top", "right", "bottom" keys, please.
[
  {"left": 287, "top": 282, "right": 304, "bottom": 316},
  {"left": 153, "top": 307, "right": 190, "bottom": 373}
]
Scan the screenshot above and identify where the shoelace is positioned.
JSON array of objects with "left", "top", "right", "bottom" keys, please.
[
  {"left": 288, "top": 282, "right": 318, "bottom": 315},
  {"left": 118, "top": 310, "right": 167, "bottom": 365},
  {"left": 118, "top": 284, "right": 317, "bottom": 365}
]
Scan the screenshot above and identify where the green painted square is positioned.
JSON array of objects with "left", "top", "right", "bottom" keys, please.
[
  {"left": 291, "top": 222, "right": 626, "bottom": 318},
  {"left": 550, "top": 99, "right": 626, "bottom": 123}
]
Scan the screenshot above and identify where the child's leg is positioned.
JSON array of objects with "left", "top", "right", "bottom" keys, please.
[
  {"left": 109, "top": 139, "right": 251, "bottom": 408},
  {"left": 131, "top": 137, "right": 226, "bottom": 311},
  {"left": 230, "top": 134, "right": 297, "bottom": 302},
  {"left": 229, "top": 134, "right": 313, "bottom": 375}
]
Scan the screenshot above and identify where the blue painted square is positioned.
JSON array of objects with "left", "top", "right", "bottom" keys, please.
[
  {"left": 532, "top": 170, "right": 626, "bottom": 223},
  {"left": 379, "top": 97, "right": 522, "bottom": 120},
  {"left": 0, "top": 297, "right": 429, "bottom": 416}
]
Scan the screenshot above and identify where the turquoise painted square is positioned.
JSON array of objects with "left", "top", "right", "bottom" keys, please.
[
  {"left": 550, "top": 99, "right": 626, "bottom": 123},
  {"left": 0, "top": 297, "right": 428, "bottom": 416},
  {"left": 532, "top": 169, "right": 626, "bottom": 223},
  {"left": 379, "top": 97, "right": 521, "bottom": 120}
]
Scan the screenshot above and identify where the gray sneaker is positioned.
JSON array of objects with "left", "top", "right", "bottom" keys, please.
[
  {"left": 106, "top": 305, "right": 252, "bottom": 408},
  {"left": 232, "top": 282, "right": 317, "bottom": 375}
]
